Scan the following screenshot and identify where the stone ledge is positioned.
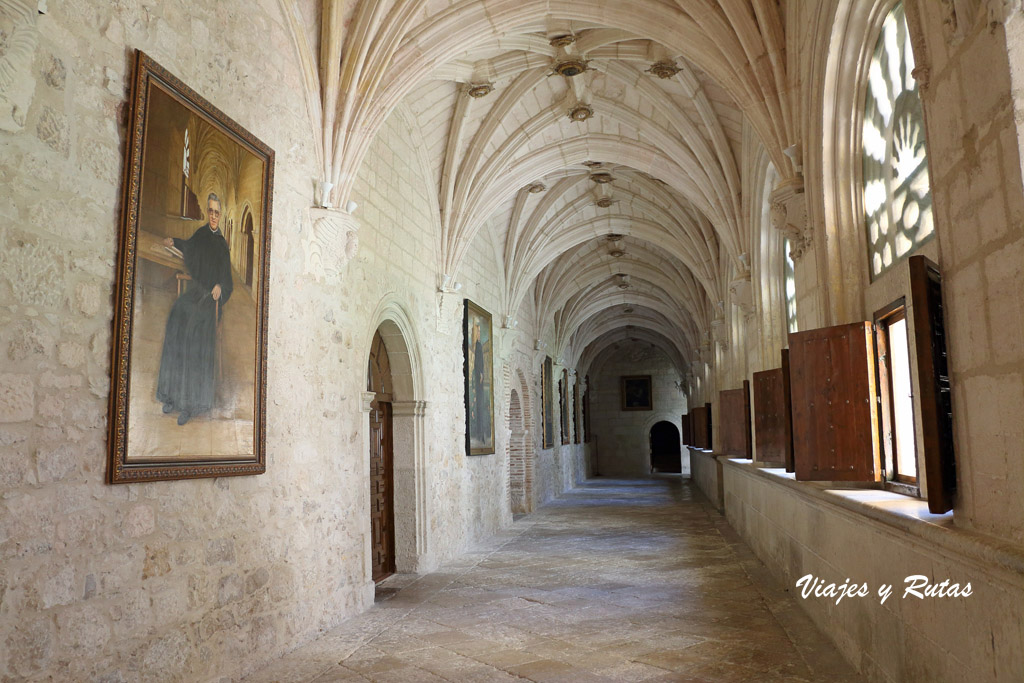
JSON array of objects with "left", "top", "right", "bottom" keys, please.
[{"left": 720, "top": 457, "right": 1024, "bottom": 586}]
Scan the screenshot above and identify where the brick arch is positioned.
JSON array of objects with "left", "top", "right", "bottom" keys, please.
[{"left": 505, "top": 365, "right": 536, "bottom": 514}]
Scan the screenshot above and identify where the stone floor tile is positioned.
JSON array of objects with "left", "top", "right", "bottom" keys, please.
[{"left": 246, "top": 478, "right": 863, "bottom": 683}]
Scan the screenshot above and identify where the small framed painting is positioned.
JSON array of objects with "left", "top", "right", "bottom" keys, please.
[
  {"left": 108, "top": 51, "right": 274, "bottom": 483},
  {"left": 464, "top": 299, "right": 495, "bottom": 455},
  {"left": 621, "top": 375, "right": 653, "bottom": 411}
]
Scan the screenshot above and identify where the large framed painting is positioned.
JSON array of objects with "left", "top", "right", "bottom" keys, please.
[
  {"left": 560, "top": 369, "right": 570, "bottom": 444},
  {"left": 108, "top": 51, "right": 274, "bottom": 483},
  {"left": 573, "top": 375, "right": 581, "bottom": 444},
  {"left": 621, "top": 375, "right": 653, "bottom": 411},
  {"left": 464, "top": 299, "right": 494, "bottom": 455},
  {"left": 542, "top": 356, "right": 554, "bottom": 448}
]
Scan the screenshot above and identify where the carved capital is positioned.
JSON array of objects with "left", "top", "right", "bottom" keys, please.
[
  {"left": 304, "top": 207, "right": 360, "bottom": 281},
  {"left": 729, "top": 274, "right": 754, "bottom": 315}
]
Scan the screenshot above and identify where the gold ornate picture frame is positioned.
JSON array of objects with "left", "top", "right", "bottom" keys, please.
[{"left": 108, "top": 51, "right": 274, "bottom": 483}]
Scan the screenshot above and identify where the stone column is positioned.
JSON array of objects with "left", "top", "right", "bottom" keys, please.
[
  {"left": 359, "top": 391, "right": 376, "bottom": 595},
  {"left": 391, "top": 400, "right": 432, "bottom": 573}
]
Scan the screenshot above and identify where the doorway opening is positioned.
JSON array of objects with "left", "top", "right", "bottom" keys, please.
[
  {"left": 649, "top": 421, "right": 682, "bottom": 473},
  {"left": 367, "top": 330, "right": 395, "bottom": 582}
]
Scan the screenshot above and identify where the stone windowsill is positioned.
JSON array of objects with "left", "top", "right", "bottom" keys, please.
[{"left": 718, "top": 456, "right": 1024, "bottom": 584}]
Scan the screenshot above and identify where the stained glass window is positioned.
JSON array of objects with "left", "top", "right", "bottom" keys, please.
[{"left": 862, "top": 2, "right": 933, "bottom": 279}]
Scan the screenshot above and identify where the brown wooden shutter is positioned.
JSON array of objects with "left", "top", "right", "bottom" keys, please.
[
  {"left": 753, "top": 350, "right": 793, "bottom": 469},
  {"left": 719, "top": 381, "right": 751, "bottom": 457},
  {"left": 691, "top": 406, "right": 709, "bottom": 449},
  {"left": 789, "top": 322, "right": 880, "bottom": 481},
  {"left": 681, "top": 412, "right": 692, "bottom": 446},
  {"left": 705, "top": 402, "right": 713, "bottom": 450},
  {"left": 909, "top": 255, "right": 956, "bottom": 513}
]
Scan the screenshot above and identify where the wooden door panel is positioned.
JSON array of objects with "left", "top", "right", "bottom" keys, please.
[
  {"left": 719, "top": 381, "right": 751, "bottom": 457},
  {"left": 369, "top": 401, "right": 395, "bottom": 582},
  {"left": 681, "top": 412, "right": 692, "bottom": 446},
  {"left": 789, "top": 322, "right": 880, "bottom": 481}
]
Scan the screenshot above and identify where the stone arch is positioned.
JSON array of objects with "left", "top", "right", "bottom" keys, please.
[{"left": 361, "top": 297, "right": 433, "bottom": 575}]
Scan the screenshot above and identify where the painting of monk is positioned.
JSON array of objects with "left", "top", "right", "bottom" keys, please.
[
  {"left": 463, "top": 300, "right": 494, "bottom": 455},
  {"left": 108, "top": 52, "right": 273, "bottom": 483}
]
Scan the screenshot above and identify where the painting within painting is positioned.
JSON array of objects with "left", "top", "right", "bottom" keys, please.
[
  {"left": 464, "top": 300, "right": 494, "bottom": 455},
  {"left": 110, "top": 52, "right": 272, "bottom": 481},
  {"left": 621, "top": 375, "right": 653, "bottom": 411},
  {"left": 542, "top": 357, "right": 554, "bottom": 448}
]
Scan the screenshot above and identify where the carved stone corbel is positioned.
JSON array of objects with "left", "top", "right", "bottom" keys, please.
[
  {"left": 0, "top": 0, "right": 40, "bottom": 132},
  {"left": 304, "top": 207, "right": 360, "bottom": 281},
  {"left": 711, "top": 317, "right": 728, "bottom": 351},
  {"left": 729, "top": 273, "right": 754, "bottom": 317},
  {"left": 769, "top": 178, "right": 812, "bottom": 260}
]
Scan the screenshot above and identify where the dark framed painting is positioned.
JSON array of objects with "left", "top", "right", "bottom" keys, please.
[
  {"left": 621, "top": 375, "right": 653, "bottom": 411},
  {"left": 108, "top": 51, "right": 274, "bottom": 483},
  {"left": 573, "top": 375, "right": 581, "bottom": 444},
  {"left": 560, "top": 369, "right": 570, "bottom": 444},
  {"left": 464, "top": 299, "right": 495, "bottom": 455},
  {"left": 542, "top": 356, "right": 554, "bottom": 448}
]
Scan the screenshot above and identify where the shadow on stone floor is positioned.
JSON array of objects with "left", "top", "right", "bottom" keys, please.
[{"left": 244, "top": 477, "right": 863, "bottom": 683}]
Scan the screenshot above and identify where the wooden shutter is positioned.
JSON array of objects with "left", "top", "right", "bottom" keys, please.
[
  {"left": 691, "top": 406, "right": 708, "bottom": 449},
  {"left": 753, "top": 350, "right": 793, "bottom": 469},
  {"left": 681, "top": 412, "right": 692, "bottom": 446},
  {"left": 719, "top": 381, "right": 751, "bottom": 457},
  {"left": 705, "top": 402, "right": 713, "bottom": 450},
  {"left": 909, "top": 255, "right": 956, "bottom": 513},
  {"left": 789, "top": 322, "right": 880, "bottom": 481}
]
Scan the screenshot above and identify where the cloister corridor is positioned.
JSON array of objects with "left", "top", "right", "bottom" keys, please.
[{"left": 246, "top": 478, "right": 860, "bottom": 683}]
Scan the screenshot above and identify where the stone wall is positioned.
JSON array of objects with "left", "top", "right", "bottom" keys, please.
[
  {"left": 0, "top": 1, "right": 585, "bottom": 680},
  {"left": 689, "top": 449, "right": 722, "bottom": 511},
  {"left": 721, "top": 458, "right": 1024, "bottom": 683},
  {"left": 588, "top": 343, "right": 688, "bottom": 476}
]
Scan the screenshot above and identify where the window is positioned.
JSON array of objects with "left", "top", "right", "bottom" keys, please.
[
  {"left": 783, "top": 237, "right": 797, "bottom": 333},
  {"left": 862, "top": 2, "right": 933, "bottom": 279},
  {"left": 874, "top": 301, "right": 918, "bottom": 488}
]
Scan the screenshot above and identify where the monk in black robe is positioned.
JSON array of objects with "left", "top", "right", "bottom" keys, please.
[{"left": 156, "top": 193, "right": 233, "bottom": 425}]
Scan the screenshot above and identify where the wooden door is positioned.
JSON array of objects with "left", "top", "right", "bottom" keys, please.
[
  {"left": 789, "top": 322, "right": 880, "bottom": 481},
  {"left": 369, "top": 400, "right": 395, "bottom": 582}
]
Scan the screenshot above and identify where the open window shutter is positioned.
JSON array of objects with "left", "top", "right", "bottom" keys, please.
[
  {"left": 681, "top": 412, "right": 692, "bottom": 446},
  {"left": 719, "top": 381, "right": 751, "bottom": 457},
  {"left": 691, "top": 406, "right": 710, "bottom": 449},
  {"left": 789, "top": 322, "right": 880, "bottom": 481},
  {"left": 753, "top": 351, "right": 793, "bottom": 468},
  {"left": 781, "top": 349, "right": 795, "bottom": 473},
  {"left": 909, "top": 255, "right": 956, "bottom": 513},
  {"left": 705, "top": 402, "right": 713, "bottom": 450}
]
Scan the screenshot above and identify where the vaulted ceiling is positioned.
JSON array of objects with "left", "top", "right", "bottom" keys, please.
[{"left": 285, "top": 0, "right": 795, "bottom": 379}]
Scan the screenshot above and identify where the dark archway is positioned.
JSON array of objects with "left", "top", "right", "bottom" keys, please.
[{"left": 649, "top": 421, "right": 681, "bottom": 473}]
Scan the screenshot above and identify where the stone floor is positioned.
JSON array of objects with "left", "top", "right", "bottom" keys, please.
[{"left": 245, "top": 478, "right": 863, "bottom": 682}]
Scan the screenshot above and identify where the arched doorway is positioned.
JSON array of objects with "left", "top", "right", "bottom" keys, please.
[
  {"left": 508, "top": 388, "right": 527, "bottom": 514},
  {"left": 649, "top": 421, "right": 681, "bottom": 473},
  {"left": 367, "top": 330, "right": 395, "bottom": 581}
]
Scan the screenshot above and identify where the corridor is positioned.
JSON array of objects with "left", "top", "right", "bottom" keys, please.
[{"left": 247, "top": 479, "right": 861, "bottom": 682}]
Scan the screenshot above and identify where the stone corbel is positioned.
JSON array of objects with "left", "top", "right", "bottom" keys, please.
[
  {"left": 769, "top": 177, "right": 812, "bottom": 260},
  {"left": 304, "top": 207, "right": 359, "bottom": 281},
  {"left": 711, "top": 317, "right": 728, "bottom": 351},
  {"left": 699, "top": 340, "right": 713, "bottom": 364},
  {"left": 729, "top": 273, "right": 754, "bottom": 318}
]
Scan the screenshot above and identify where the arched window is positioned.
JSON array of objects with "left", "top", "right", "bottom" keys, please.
[
  {"left": 783, "top": 238, "right": 797, "bottom": 333},
  {"left": 862, "top": 2, "right": 933, "bottom": 279}
]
